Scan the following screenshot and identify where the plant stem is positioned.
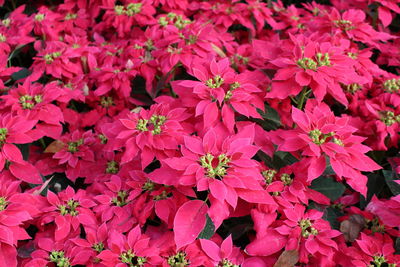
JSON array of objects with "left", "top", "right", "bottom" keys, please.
[
  {"left": 39, "top": 138, "right": 46, "bottom": 149},
  {"left": 297, "top": 87, "right": 311, "bottom": 110},
  {"left": 290, "top": 96, "right": 298, "bottom": 105}
]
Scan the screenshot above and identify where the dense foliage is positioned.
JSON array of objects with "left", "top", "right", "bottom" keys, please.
[{"left": 0, "top": 0, "right": 399, "bottom": 266}]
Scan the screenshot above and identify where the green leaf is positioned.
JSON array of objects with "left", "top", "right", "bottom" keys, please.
[
  {"left": 322, "top": 160, "right": 335, "bottom": 176},
  {"left": 256, "top": 102, "right": 281, "bottom": 130},
  {"left": 366, "top": 173, "right": 385, "bottom": 202},
  {"left": 310, "top": 177, "right": 345, "bottom": 201},
  {"left": 323, "top": 206, "right": 344, "bottom": 230},
  {"left": 357, "top": 173, "right": 386, "bottom": 209},
  {"left": 198, "top": 214, "right": 215, "bottom": 239},
  {"left": 264, "top": 103, "right": 281, "bottom": 126},
  {"left": 395, "top": 238, "right": 400, "bottom": 255},
  {"left": 383, "top": 170, "right": 400, "bottom": 195},
  {"left": 217, "top": 215, "right": 253, "bottom": 244},
  {"left": 256, "top": 150, "right": 274, "bottom": 168},
  {"left": 11, "top": 68, "right": 31, "bottom": 81},
  {"left": 16, "top": 144, "right": 30, "bottom": 161},
  {"left": 256, "top": 150, "right": 299, "bottom": 169},
  {"left": 307, "top": 201, "right": 324, "bottom": 211},
  {"left": 23, "top": 4, "right": 39, "bottom": 16},
  {"left": 309, "top": 202, "right": 343, "bottom": 230},
  {"left": 274, "top": 151, "right": 298, "bottom": 166}
]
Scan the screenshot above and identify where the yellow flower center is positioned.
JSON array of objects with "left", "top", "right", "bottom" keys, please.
[{"left": 200, "top": 153, "right": 230, "bottom": 179}]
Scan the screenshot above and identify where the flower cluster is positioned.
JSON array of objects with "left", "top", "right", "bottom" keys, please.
[{"left": 0, "top": 0, "right": 399, "bottom": 266}]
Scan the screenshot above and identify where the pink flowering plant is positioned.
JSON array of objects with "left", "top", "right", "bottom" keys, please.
[{"left": 1, "top": 0, "right": 400, "bottom": 266}]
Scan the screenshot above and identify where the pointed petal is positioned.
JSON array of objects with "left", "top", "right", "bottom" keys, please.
[{"left": 200, "top": 239, "right": 220, "bottom": 261}]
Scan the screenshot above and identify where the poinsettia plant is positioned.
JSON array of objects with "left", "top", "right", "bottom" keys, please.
[{"left": 0, "top": 0, "right": 400, "bottom": 266}]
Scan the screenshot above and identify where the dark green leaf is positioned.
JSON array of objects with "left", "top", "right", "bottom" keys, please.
[
  {"left": 23, "top": 4, "right": 39, "bottom": 16},
  {"left": 383, "top": 170, "right": 400, "bottom": 195},
  {"left": 358, "top": 173, "right": 387, "bottom": 209},
  {"left": 216, "top": 215, "right": 253, "bottom": 249},
  {"left": 256, "top": 150, "right": 274, "bottom": 168},
  {"left": 309, "top": 202, "right": 344, "bottom": 230},
  {"left": 264, "top": 103, "right": 281, "bottom": 126},
  {"left": 16, "top": 144, "right": 30, "bottom": 161},
  {"left": 8, "top": 45, "right": 26, "bottom": 61},
  {"left": 310, "top": 177, "right": 345, "bottom": 201},
  {"left": 152, "top": 63, "right": 180, "bottom": 98},
  {"left": 367, "top": 150, "right": 386, "bottom": 165},
  {"left": 274, "top": 151, "right": 298, "bottom": 167},
  {"left": 256, "top": 102, "right": 281, "bottom": 130},
  {"left": 11, "top": 68, "right": 31, "bottom": 81},
  {"left": 198, "top": 214, "right": 215, "bottom": 239},
  {"left": 257, "top": 150, "right": 299, "bottom": 169},
  {"left": 395, "top": 238, "right": 400, "bottom": 255},
  {"left": 307, "top": 201, "right": 324, "bottom": 211},
  {"left": 366, "top": 173, "right": 385, "bottom": 202},
  {"left": 320, "top": 156, "right": 335, "bottom": 176},
  {"left": 359, "top": 195, "right": 367, "bottom": 210},
  {"left": 323, "top": 207, "right": 344, "bottom": 230}
]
